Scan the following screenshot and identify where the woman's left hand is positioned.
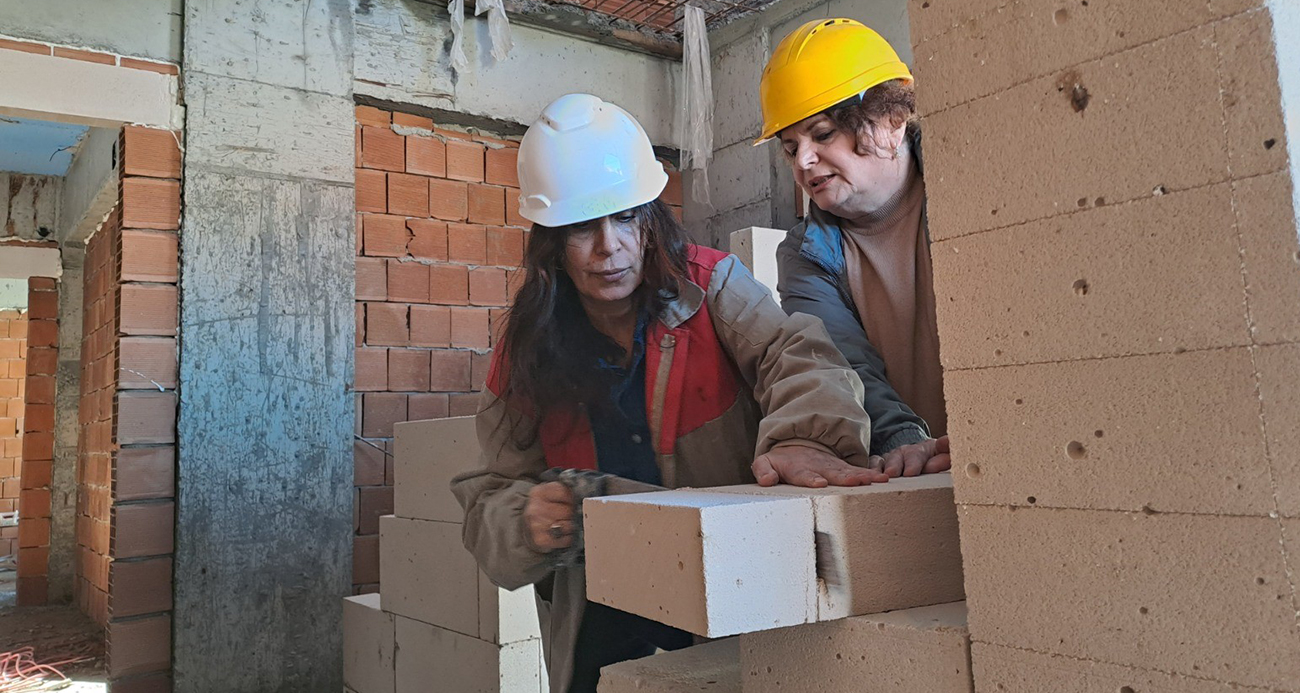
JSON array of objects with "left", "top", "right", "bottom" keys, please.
[
  {"left": 872, "top": 435, "right": 951, "bottom": 478},
  {"left": 752, "top": 445, "right": 890, "bottom": 488}
]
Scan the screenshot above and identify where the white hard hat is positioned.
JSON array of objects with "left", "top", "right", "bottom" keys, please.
[{"left": 516, "top": 93, "right": 668, "bottom": 227}]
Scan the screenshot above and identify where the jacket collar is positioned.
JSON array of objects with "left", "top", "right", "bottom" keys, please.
[{"left": 656, "top": 280, "right": 704, "bottom": 330}]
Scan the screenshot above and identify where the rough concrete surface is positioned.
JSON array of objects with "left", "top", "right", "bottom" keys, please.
[
  {"left": 598, "top": 638, "right": 740, "bottom": 693},
  {"left": 393, "top": 415, "right": 478, "bottom": 523},
  {"left": 394, "top": 616, "right": 542, "bottom": 693},
  {"left": 343, "top": 593, "right": 395, "bottom": 693},
  {"left": 380, "top": 515, "right": 480, "bottom": 637}
]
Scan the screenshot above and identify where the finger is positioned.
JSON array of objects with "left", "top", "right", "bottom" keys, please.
[
  {"left": 533, "top": 482, "right": 574, "bottom": 504},
  {"left": 867, "top": 455, "right": 885, "bottom": 471},
  {"left": 820, "top": 464, "right": 866, "bottom": 487},
  {"left": 787, "top": 466, "right": 829, "bottom": 488},
  {"left": 922, "top": 453, "right": 952, "bottom": 474},
  {"left": 933, "top": 435, "right": 950, "bottom": 454},
  {"left": 901, "top": 446, "right": 928, "bottom": 477},
  {"left": 882, "top": 450, "right": 904, "bottom": 478},
  {"left": 751, "top": 455, "right": 780, "bottom": 487},
  {"left": 535, "top": 500, "right": 575, "bottom": 524}
]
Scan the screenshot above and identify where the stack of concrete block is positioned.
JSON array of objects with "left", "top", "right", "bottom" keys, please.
[
  {"left": 729, "top": 226, "right": 787, "bottom": 297},
  {"left": 344, "top": 415, "right": 547, "bottom": 693},
  {"left": 910, "top": 0, "right": 1300, "bottom": 690},
  {"left": 598, "top": 638, "right": 741, "bottom": 693}
]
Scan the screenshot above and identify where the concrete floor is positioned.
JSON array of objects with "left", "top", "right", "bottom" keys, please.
[{"left": 0, "top": 569, "right": 108, "bottom": 689}]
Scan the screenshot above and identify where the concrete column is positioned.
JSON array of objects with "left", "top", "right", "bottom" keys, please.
[
  {"left": 173, "top": 2, "right": 356, "bottom": 690},
  {"left": 48, "top": 243, "right": 83, "bottom": 603}
]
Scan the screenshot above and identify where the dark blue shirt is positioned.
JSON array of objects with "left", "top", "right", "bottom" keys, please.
[{"left": 588, "top": 313, "right": 661, "bottom": 486}]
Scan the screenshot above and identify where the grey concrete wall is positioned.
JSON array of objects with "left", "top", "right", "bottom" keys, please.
[
  {"left": 59, "top": 127, "right": 118, "bottom": 246},
  {"left": 0, "top": 0, "right": 181, "bottom": 62},
  {"left": 49, "top": 246, "right": 84, "bottom": 604},
  {"left": 0, "top": 174, "right": 60, "bottom": 241},
  {"left": 685, "top": 0, "right": 910, "bottom": 247},
  {"left": 173, "top": 1, "right": 356, "bottom": 690}
]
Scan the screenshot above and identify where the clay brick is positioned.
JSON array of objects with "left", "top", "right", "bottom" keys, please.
[
  {"left": 430, "top": 178, "right": 469, "bottom": 222},
  {"left": 1254, "top": 344, "right": 1300, "bottom": 519},
  {"left": 1237, "top": 172, "right": 1300, "bottom": 346},
  {"left": 355, "top": 105, "right": 391, "bottom": 128},
  {"left": 23, "top": 403, "right": 53, "bottom": 433},
  {"left": 469, "top": 268, "right": 507, "bottom": 306},
  {"left": 120, "top": 229, "right": 179, "bottom": 283},
  {"left": 471, "top": 352, "right": 491, "bottom": 391},
  {"left": 18, "top": 517, "right": 50, "bottom": 548},
  {"left": 489, "top": 308, "right": 509, "bottom": 347},
  {"left": 387, "top": 261, "right": 431, "bottom": 305},
  {"left": 15, "top": 577, "right": 47, "bottom": 606},
  {"left": 123, "top": 127, "right": 182, "bottom": 179},
  {"left": 923, "top": 28, "right": 1229, "bottom": 240},
  {"left": 429, "top": 350, "right": 472, "bottom": 391},
  {"left": 971, "top": 641, "right": 1259, "bottom": 693},
  {"left": 356, "top": 485, "right": 394, "bottom": 535},
  {"left": 118, "top": 392, "right": 176, "bottom": 445},
  {"left": 115, "top": 447, "right": 175, "bottom": 502},
  {"left": 20, "top": 459, "right": 51, "bottom": 489},
  {"left": 380, "top": 515, "right": 479, "bottom": 635},
  {"left": 505, "top": 188, "right": 529, "bottom": 228},
  {"left": 119, "top": 285, "right": 178, "bottom": 336},
  {"left": 947, "top": 349, "right": 1276, "bottom": 515},
  {"left": 344, "top": 593, "right": 395, "bottom": 693},
  {"left": 407, "top": 219, "right": 448, "bottom": 262},
  {"left": 486, "top": 227, "right": 524, "bottom": 267},
  {"left": 22, "top": 432, "right": 53, "bottom": 461},
  {"left": 661, "top": 169, "right": 683, "bottom": 206},
  {"left": 365, "top": 302, "right": 409, "bottom": 347},
  {"left": 356, "top": 169, "right": 387, "bottom": 213},
  {"left": 394, "top": 617, "right": 541, "bottom": 693},
  {"left": 28, "top": 320, "right": 56, "bottom": 349},
  {"left": 353, "top": 533, "right": 380, "bottom": 584},
  {"left": 407, "top": 393, "right": 451, "bottom": 421},
  {"left": 393, "top": 111, "right": 434, "bottom": 130},
  {"left": 450, "top": 307, "right": 490, "bottom": 349},
  {"left": 388, "top": 349, "right": 431, "bottom": 392},
  {"left": 393, "top": 416, "right": 477, "bottom": 523},
  {"left": 53, "top": 46, "right": 114, "bottom": 64},
  {"left": 407, "top": 136, "right": 446, "bottom": 177},
  {"left": 362, "top": 392, "right": 407, "bottom": 438},
  {"left": 429, "top": 264, "right": 470, "bottom": 306},
  {"left": 410, "top": 305, "right": 451, "bottom": 347},
  {"left": 1218, "top": 11, "right": 1289, "bottom": 180},
  {"left": 107, "top": 614, "right": 170, "bottom": 678},
  {"left": 119, "top": 337, "right": 177, "bottom": 390},
  {"left": 362, "top": 214, "right": 410, "bottom": 258},
  {"left": 387, "top": 172, "right": 430, "bottom": 218},
  {"left": 354, "top": 347, "right": 388, "bottom": 391},
  {"left": 356, "top": 302, "right": 365, "bottom": 346},
  {"left": 958, "top": 505, "right": 1299, "bottom": 689},
  {"left": 355, "top": 256, "right": 388, "bottom": 301},
  {"left": 933, "top": 184, "right": 1248, "bottom": 369},
  {"left": 0, "top": 38, "right": 51, "bottom": 55},
  {"left": 601, "top": 638, "right": 739, "bottom": 693},
  {"left": 484, "top": 147, "right": 519, "bottom": 187},
  {"left": 467, "top": 184, "right": 506, "bottom": 226},
  {"left": 741, "top": 603, "right": 968, "bottom": 693},
  {"left": 120, "top": 58, "right": 178, "bottom": 75},
  {"left": 354, "top": 438, "right": 387, "bottom": 487},
  {"left": 27, "top": 290, "right": 58, "bottom": 320},
  {"left": 445, "top": 139, "right": 486, "bottom": 182},
  {"left": 585, "top": 490, "right": 816, "bottom": 637},
  {"left": 110, "top": 557, "right": 172, "bottom": 618},
  {"left": 112, "top": 502, "right": 174, "bottom": 558},
  {"left": 361, "top": 126, "right": 405, "bottom": 172},
  {"left": 107, "top": 672, "right": 172, "bottom": 693},
  {"left": 122, "top": 178, "right": 180, "bottom": 230},
  {"left": 447, "top": 223, "right": 487, "bottom": 265},
  {"left": 17, "top": 546, "right": 48, "bottom": 577}
]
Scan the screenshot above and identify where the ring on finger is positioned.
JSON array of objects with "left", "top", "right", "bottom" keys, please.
[{"left": 548, "top": 522, "right": 566, "bottom": 539}]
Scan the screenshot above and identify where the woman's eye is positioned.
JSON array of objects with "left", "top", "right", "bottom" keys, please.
[
  {"left": 616, "top": 214, "right": 636, "bottom": 223},
  {"left": 814, "top": 130, "right": 834, "bottom": 142}
]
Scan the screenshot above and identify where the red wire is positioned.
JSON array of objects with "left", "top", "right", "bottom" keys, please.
[{"left": 0, "top": 646, "right": 88, "bottom": 692}]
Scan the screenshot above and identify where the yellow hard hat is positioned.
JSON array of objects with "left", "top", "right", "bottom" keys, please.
[{"left": 756, "top": 18, "right": 913, "bottom": 145}]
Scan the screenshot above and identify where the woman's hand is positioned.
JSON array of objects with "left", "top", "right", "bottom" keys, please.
[
  {"left": 872, "top": 435, "right": 951, "bottom": 478},
  {"left": 525, "top": 482, "right": 576, "bottom": 551},
  {"left": 752, "top": 445, "right": 890, "bottom": 488}
]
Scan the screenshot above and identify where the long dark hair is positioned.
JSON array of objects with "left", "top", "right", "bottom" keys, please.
[{"left": 496, "top": 198, "right": 691, "bottom": 448}]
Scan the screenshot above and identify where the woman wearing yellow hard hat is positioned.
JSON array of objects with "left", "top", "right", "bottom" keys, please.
[{"left": 758, "top": 18, "right": 950, "bottom": 477}]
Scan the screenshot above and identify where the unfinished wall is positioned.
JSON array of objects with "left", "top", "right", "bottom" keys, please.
[
  {"left": 0, "top": 0, "right": 181, "bottom": 64},
  {"left": 914, "top": 1, "right": 1300, "bottom": 689},
  {"left": 1, "top": 174, "right": 61, "bottom": 240},
  {"left": 0, "top": 309, "right": 25, "bottom": 560},
  {"left": 19, "top": 277, "right": 58, "bottom": 606}
]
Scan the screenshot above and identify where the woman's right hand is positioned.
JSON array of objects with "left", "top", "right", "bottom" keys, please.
[{"left": 525, "top": 481, "right": 576, "bottom": 551}]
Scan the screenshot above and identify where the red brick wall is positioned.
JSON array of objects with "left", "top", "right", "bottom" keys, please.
[
  {"left": 0, "top": 310, "right": 26, "bottom": 560},
  {"left": 18, "top": 278, "right": 58, "bottom": 606},
  {"left": 350, "top": 105, "right": 682, "bottom": 591}
]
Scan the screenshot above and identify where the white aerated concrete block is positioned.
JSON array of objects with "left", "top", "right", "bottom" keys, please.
[
  {"left": 479, "top": 570, "right": 543, "bottom": 645},
  {"left": 729, "top": 226, "right": 787, "bottom": 297},
  {"left": 380, "top": 515, "right": 479, "bottom": 636},
  {"left": 394, "top": 415, "right": 479, "bottom": 522},
  {"left": 395, "top": 616, "right": 542, "bottom": 693},
  {"left": 713, "top": 474, "right": 965, "bottom": 619},
  {"left": 597, "top": 638, "right": 740, "bottom": 693},
  {"left": 343, "top": 593, "right": 395, "bottom": 693},
  {"left": 741, "top": 602, "right": 971, "bottom": 692},
  {"left": 583, "top": 491, "right": 817, "bottom": 637}
]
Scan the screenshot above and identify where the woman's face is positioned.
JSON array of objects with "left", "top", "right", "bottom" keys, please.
[
  {"left": 561, "top": 209, "right": 646, "bottom": 308},
  {"left": 780, "top": 113, "right": 905, "bottom": 219}
]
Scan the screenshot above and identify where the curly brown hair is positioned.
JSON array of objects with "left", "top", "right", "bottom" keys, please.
[{"left": 826, "top": 79, "right": 918, "bottom": 157}]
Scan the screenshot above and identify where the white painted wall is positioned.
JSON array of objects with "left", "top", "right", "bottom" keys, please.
[
  {"left": 0, "top": 279, "right": 28, "bottom": 310},
  {"left": 0, "top": 0, "right": 181, "bottom": 63}
]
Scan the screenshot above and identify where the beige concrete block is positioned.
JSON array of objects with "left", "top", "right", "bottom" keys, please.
[
  {"left": 711, "top": 475, "right": 964, "bottom": 620},
  {"left": 380, "top": 516, "right": 479, "bottom": 637},
  {"left": 1238, "top": 172, "right": 1300, "bottom": 346},
  {"left": 959, "top": 506, "right": 1300, "bottom": 689},
  {"left": 729, "top": 227, "right": 786, "bottom": 298},
  {"left": 344, "top": 593, "right": 395, "bottom": 693},
  {"left": 923, "top": 28, "right": 1228, "bottom": 240},
  {"left": 914, "top": 1, "right": 1257, "bottom": 115},
  {"left": 598, "top": 638, "right": 739, "bottom": 693},
  {"left": 583, "top": 491, "right": 817, "bottom": 637},
  {"left": 478, "top": 570, "right": 542, "bottom": 645},
  {"left": 1253, "top": 344, "right": 1300, "bottom": 518},
  {"left": 395, "top": 616, "right": 541, "bottom": 693},
  {"left": 393, "top": 415, "right": 479, "bottom": 523},
  {"left": 1217, "top": 10, "right": 1290, "bottom": 180},
  {"left": 946, "top": 349, "right": 1275, "bottom": 515},
  {"left": 907, "top": 0, "right": 1005, "bottom": 45},
  {"left": 933, "top": 183, "right": 1248, "bottom": 369},
  {"left": 741, "top": 602, "right": 971, "bottom": 693},
  {"left": 971, "top": 641, "right": 1276, "bottom": 692}
]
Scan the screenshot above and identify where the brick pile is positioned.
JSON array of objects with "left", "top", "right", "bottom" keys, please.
[{"left": 0, "top": 309, "right": 26, "bottom": 560}]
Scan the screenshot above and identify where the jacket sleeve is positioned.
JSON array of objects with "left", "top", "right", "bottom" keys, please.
[
  {"left": 705, "top": 253, "right": 873, "bottom": 467},
  {"left": 775, "top": 242, "right": 931, "bottom": 454},
  {"left": 450, "top": 391, "right": 555, "bottom": 591}
]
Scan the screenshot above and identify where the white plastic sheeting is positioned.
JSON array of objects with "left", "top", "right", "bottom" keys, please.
[{"left": 678, "top": 4, "right": 714, "bottom": 208}]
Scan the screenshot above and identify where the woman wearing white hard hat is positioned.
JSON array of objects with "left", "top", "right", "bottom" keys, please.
[
  {"left": 451, "top": 93, "right": 885, "bottom": 692},
  {"left": 759, "top": 19, "right": 951, "bottom": 477}
]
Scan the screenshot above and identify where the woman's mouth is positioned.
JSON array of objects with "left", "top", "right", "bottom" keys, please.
[
  {"left": 593, "top": 267, "right": 630, "bottom": 283},
  {"left": 807, "top": 173, "right": 835, "bottom": 192}
]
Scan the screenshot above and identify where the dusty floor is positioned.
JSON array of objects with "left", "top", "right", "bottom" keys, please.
[{"left": 0, "top": 566, "right": 108, "bottom": 689}]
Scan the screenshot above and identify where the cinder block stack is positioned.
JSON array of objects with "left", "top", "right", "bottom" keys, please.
[
  {"left": 911, "top": 0, "right": 1300, "bottom": 690},
  {"left": 344, "top": 415, "right": 547, "bottom": 693}
]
